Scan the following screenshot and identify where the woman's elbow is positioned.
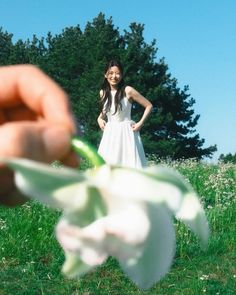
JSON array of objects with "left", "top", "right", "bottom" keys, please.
[{"left": 149, "top": 103, "right": 153, "bottom": 111}]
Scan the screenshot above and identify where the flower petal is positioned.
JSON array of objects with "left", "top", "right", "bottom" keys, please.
[
  {"left": 175, "top": 193, "right": 209, "bottom": 248},
  {"left": 119, "top": 203, "right": 175, "bottom": 290},
  {"left": 55, "top": 185, "right": 107, "bottom": 226},
  {"left": 56, "top": 218, "right": 108, "bottom": 267},
  {"left": 104, "top": 203, "right": 150, "bottom": 246},
  {"left": 94, "top": 166, "right": 182, "bottom": 209},
  {"left": 145, "top": 166, "right": 209, "bottom": 247},
  {"left": 97, "top": 165, "right": 209, "bottom": 247},
  {"left": 3, "top": 158, "right": 86, "bottom": 209}
]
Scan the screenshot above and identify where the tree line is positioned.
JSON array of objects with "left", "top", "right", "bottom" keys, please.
[
  {"left": 219, "top": 153, "right": 236, "bottom": 164},
  {"left": 0, "top": 13, "right": 217, "bottom": 159}
]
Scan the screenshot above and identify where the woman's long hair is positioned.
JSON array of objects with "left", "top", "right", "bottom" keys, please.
[{"left": 100, "top": 60, "right": 126, "bottom": 115}]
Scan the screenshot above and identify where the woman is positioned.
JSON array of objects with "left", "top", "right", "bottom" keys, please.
[{"left": 97, "top": 60, "right": 153, "bottom": 168}]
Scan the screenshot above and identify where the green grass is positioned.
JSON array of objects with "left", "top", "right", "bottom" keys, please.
[{"left": 0, "top": 160, "right": 235, "bottom": 294}]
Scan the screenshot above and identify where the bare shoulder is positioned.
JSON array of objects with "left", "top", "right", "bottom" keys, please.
[
  {"left": 125, "top": 85, "right": 152, "bottom": 107},
  {"left": 125, "top": 85, "right": 135, "bottom": 96}
]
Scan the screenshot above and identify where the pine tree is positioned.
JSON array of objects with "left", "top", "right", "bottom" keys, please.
[
  {"left": 0, "top": 27, "right": 13, "bottom": 65},
  {"left": 120, "top": 22, "right": 216, "bottom": 159}
]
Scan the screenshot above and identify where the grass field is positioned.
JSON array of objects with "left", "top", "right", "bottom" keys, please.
[{"left": 0, "top": 159, "right": 235, "bottom": 294}]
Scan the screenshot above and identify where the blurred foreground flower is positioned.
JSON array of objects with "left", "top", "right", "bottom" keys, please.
[{"left": 3, "top": 138, "right": 209, "bottom": 290}]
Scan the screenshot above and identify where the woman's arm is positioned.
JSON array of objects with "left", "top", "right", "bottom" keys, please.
[
  {"left": 97, "top": 90, "right": 106, "bottom": 130},
  {"left": 125, "top": 86, "right": 153, "bottom": 132},
  {"left": 97, "top": 112, "right": 106, "bottom": 130}
]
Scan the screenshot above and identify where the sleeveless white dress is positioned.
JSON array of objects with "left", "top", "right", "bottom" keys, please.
[{"left": 98, "top": 91, "right": 147, "bottom": 169}]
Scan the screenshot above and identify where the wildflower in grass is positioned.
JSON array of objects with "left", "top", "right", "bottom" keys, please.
[
  {"left": 0, "top": 218, "right": 7, "bottom": 230},
  {"left": 2, "top": 137, "right": 209, "bottom": 290},
  {"left": 199, "top": 274, "right": 209, "bottom": 280}
]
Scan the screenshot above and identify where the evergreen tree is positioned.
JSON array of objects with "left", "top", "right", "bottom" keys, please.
[
  {"left": 25, "top": 35, "right": 47, "bottom": 65},
  {"left": 8, "top": 39, "right": 28, "bottom": 64},
  {"left": 0, "top": 27, "right": 13, "bottom": 65},
  {"left": 41, "top": 26, "right": 84, "bottom": 135},
  {"left": 120, "top": 22, "right": 216, "bottom": 159},
  {"left": 219, "top": 152, "right": 236, "bottom": 164}
]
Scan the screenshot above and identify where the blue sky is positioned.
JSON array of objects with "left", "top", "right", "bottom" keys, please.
[{"left": 1, "top": 0, "right": 235, "bottom": 161}]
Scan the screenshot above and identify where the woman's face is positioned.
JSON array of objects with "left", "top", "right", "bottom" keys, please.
[{"left": 105, "top": 66, "right": 122, "bottom": 87}]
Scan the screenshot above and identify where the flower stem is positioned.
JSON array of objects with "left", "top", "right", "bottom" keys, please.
[{"left": 71, "top": 136, "right": 105, "bottom": 168}]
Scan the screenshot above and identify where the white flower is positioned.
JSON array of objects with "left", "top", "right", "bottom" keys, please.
[{"left": 4, "top": 158, "right": 209, "bottom": 290}]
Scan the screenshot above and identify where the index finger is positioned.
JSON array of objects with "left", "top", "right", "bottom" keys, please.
[{"left": 0, "top": 65, "right": 75, "bottom": 132}]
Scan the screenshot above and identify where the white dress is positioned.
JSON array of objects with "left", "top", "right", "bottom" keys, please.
[{"left": 98, "top": 91, "right": 147, "bottom": 169}]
